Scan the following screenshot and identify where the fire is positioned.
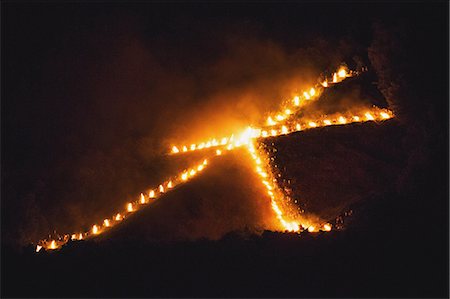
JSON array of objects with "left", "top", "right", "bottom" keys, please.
[
  {"left": 380, "top": 112, "right": 390, "bottom": 119},
  {"left": 303, "top": 91, "right": 311, "bottom": 100},
  {"left": 92, "top": 225, "right": 99, "bottom": 234},
  {"left": 127, "top": 203, "right": 133, "bottom": 212},
  {"left": 323, "top": 223, "right": 332, "bottom": 231},
  {"left": 181, "top": 172, "right": 188, "bottom": 181},
  {"left": 36, "top": 245, "right": 42, "bottom": 252},
  {"left": 49, "top": 240, "right": 57, "bottom": 250},
  {"left": 34, "top": 64, "right": 390, "bottom": 252},
  {"left": 365, "top": 112, "right": 374, "bottom": 120}
]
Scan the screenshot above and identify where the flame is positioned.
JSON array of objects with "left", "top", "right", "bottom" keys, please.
[
  {"left": 365, "top": 112, "right": 374, "bottom": 120},
  {"left": 296, "top": 123, "right": 301, "bottom": 131},
  {"left": 171, "top": 146, "right": 179, "bottom": 154},
  {"left": 140, "top": 193, "right": 146, "bottom": 204},
  {"left": 338, "top": 68, "right": 347, "bottom": 78},
  {"left": 159, "top": 184, "right": 164, "bottom": 193},
  {"left": 276, "top": 114, "right": 285, "bottom": 121},
  {"left": 323, "top": 223, "right": 332, "bottom": 231},
  {"left": 321, "top": 80, "right": 328, "bottom": 87},
  {"left": 115, "top": 213, "right": 122, "bottom": 221},
  {"left": 181, "top": 172, "right": 188, "bottom": 181},
  {"left": 127, "top": 203, "right": 133, "bottom": 212},
  {"left": 104, "top": 219, "right": 110, "bottom": 227},
  {"left": 333, "top": 73, "right": 337, "bottom": 83},
  {"left": 216, "top": 149, "right": 222, "bottom": 156},
  {"left": 293, "top": 96, "right": 300, "bottom": 106},
  {"left": 284, "top": 109, "right": 292, "bottom": 115},
  {"left": 182, "top": 146, "right": 188, "bottom": 152},
  {"left": 324, "top": 119, "right": 332, "bottom": 125},
  {"left": 167, "top": 181, "right": 173, "bottom": 189},
  {"left": 338, "top": 116, "right": 347, "bottom": 124},
  {"left": 303, "top": 91, "right": 311, "bottom": 100},
  {"left": 307, "top": 226, "right": 316, "bottom": 232},
  {"left": 49, "top": 240, "right": 57, "bottom": 250},
  {"left": 92, "top": 225, "right": 99, "bottom": 234},
  {"left": 36, "top": 245, "right": 42, "bottom": 252},
  {"left": 308, "top": 121, "right": 317, "bottom": 128},
  {"left": 309, "top": 88, "right": 316, "bottom": 97},
  {"left": 149, "top": 190, "right": 155, "bottom": 198}
]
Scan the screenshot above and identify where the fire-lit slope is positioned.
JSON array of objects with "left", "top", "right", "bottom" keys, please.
[
  {"left": 267, "top": 119, "right": 405, "bottom": 222},
  {"left": 95, "top": 150, "right": 280, "bottom": 243}
]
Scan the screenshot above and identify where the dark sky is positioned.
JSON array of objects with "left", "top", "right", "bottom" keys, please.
[{"left": 2, "top": 2, "right": 448, "bottom": 247}]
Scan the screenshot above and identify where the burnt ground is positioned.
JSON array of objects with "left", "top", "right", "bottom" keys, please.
[{"left": 2, "top": 118, "right": 448, "bottom": 298}]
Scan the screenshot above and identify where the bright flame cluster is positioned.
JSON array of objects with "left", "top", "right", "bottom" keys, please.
[{"left": 36, "top": 159, "right": 209, "bottom": 252}]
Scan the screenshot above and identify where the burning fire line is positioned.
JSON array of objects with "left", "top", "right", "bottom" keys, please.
[
  {"left": 170, "top": 66, "right": 360, "bottom": 155},
  {"left": 35, "top": 158, "right": 211, "bottom": 252},
  {"left": 34, "top": 64, "right": 394, "bottom": 253},
  {"left": 245, "top": 141, "right": 332, "bottom": 233}
]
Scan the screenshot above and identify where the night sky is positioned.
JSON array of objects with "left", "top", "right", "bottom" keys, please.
[{"left": 2, "top": 2, "right": 449, "bottom": 297}]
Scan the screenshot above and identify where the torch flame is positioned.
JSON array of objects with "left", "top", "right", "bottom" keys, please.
[
  {"left": 36, "top": 245, "right": 42, "bottom": 252},
  {"left": 149, "top": 190, "right": 155, "bottom": 198},
  {"left": 171, "top": 146, "right": 179, "bottom": 154},
  {"left": 127, "top": 203, "right": 133, "bottom": 212},
  {"left": 140, "top": 193, "right": 146, "bottom": 204}
]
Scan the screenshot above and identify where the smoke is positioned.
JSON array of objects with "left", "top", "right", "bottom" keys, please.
[{"left": 3, "top": 6, "right": 371, "bottom": 247}]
